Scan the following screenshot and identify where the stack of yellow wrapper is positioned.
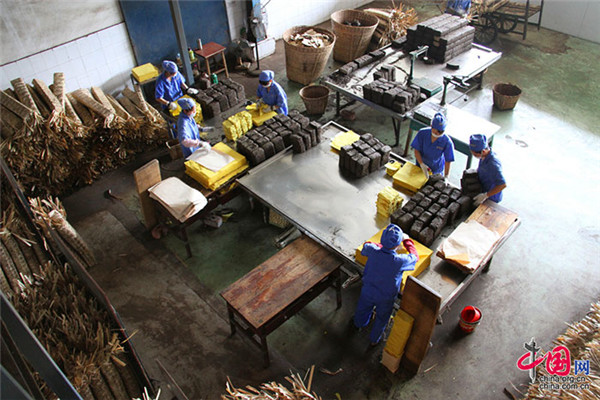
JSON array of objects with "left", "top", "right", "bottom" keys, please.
[
  {"left": 169, "top": 95, "right": 203, "bottom": 125},
  {"left": 131, "top": 63, "right": 159, "bottom": 83},
  {"left": 376, "top": 186, "right": 404, "bottom": 218},
  {"left": 392, "top": 161, "right": 428, "bottom": 192},
  {"left": 330, "top": 130, "right": 360, "bottom": 151},
  {"left": 381, "top": 309, "right": 414, "bottom": 373},
  {"left": 223, "top": 111, "right": 253, "bottom": 141},
  {"left": 246, "top": 103, "right": 277, "bottom": 126},
  {"left": 184, "top": 142, "right": 248, "bottom": 190}
]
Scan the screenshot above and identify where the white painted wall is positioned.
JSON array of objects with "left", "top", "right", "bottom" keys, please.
[{"left": 539, "top": 0, "right": 600, "bottom": 43}]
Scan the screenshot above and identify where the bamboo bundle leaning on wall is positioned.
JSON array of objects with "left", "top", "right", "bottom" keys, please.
[
  {"left": 26, "top": 84, "right": 51, "bottom": 118},
  {"left": 66, "top": 92, "right": 96, "bottom": 127},
  {"left": 10, "top": 77, "right": 41, "bottom": 115},
  {"left": 91, "top": 86, "right": 116, "bottom": 114},
  {"left": 105, "top": 94, "right": 131, "bottom": 120},
  {"left": 33, "top": 78, "right": 63, "bottom": 113}
]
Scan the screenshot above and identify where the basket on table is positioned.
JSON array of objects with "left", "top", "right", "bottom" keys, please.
[
  {"left": 331, "top": 9, "right": 379, "bottom": 63},
  {"left": 299, "top": 85, "right": 330, "bottom": 115},
  {"left": 493, "top": 83, "right": 522, "bottom": 110},
  {"left": 283, "top": 26, "right": 336, "bottom": 85}
]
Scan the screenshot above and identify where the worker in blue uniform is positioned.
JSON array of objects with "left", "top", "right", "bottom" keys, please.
[
  {"left": 353, "top": 224, "right": 419, "bottom": 346},
  {"left": 446, "top": 0, "right": 472, "bottom": 17},
  {"left": 155, "top": 60, "right": 198, "bottom": 111},
  {"left": 176, "top": 98, "right": 211, "bottom": 158},
  {"left": 469, "top": 134, "right": 507, "bottom": 205},
  {"left": 256, "top": 70, "right": 288, "bottom": 115},
  {"left": 411, "top": 112, "right": 455, "bottom": 179}
]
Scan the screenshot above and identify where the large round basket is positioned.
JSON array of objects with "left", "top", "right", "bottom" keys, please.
[
  {"left": 493, "top": 83, "right": 522, "bottom": 110},
  {"left": 283, "top": 26, "right": 336, "bottom": 85},
  {"left": 331, "top": 9, "right": 379, "bottom": 63},
  {"left": 299, "top": 85, "right": 330, "bottom": 115}
]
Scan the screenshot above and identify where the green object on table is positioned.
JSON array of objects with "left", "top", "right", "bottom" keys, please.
[
  {"left": 412, "top": 77, "right": 443, "bottom": 98},
  {"left": 211, "top": 73, "right": 218, "bottom": 84}
]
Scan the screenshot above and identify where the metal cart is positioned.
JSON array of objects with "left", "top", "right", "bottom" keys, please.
[{"left": 470, "top": 0, "right": 544, "bottom": 44}]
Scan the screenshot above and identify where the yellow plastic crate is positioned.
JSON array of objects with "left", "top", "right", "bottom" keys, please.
[
  {"left": 330, "top": 130, "right": 360, "bottom": 151},
  {"left": 384, "top": 309, "right": 414, "bottom": 358},
  {"left": 355, "top": 227, "right": 433, "bottom": 291},
  {"left": 169, "top": 95, "right": 203, "bottom": 125},
  {"left": 131, "top": 63, "right": 159, "bottom": 83},
  {"left": 392, "top": 161, "right": 428, "bottom": 193},
  {"left": 184, "top": 142, "right": 248, "bottom": 190},
  {"left": 246, "top": 103, "right": 276, "bottom": 126}
]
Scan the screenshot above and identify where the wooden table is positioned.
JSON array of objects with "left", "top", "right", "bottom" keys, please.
[
  {"left": 194, "top": 42, "right": 229, "bottom": 78},
  {"left": 220, "top": 236, "right": 343, "bottom": 367}
]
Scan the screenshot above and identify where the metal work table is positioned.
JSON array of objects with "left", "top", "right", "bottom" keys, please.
[
  {"left": 323, "top": 43, "right": 501, "bottom": 150},
  {"left": 237, "top": 121, "right": 519, "bottom": 320}
]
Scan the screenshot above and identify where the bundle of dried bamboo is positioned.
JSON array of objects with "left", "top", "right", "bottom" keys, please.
[
  {"left": 222, "top": 366, "right": 321, "bottom": 400},
  {"left": 523, "top": 302, "right": 600, "bottom": 399},
  {"left": 1, "top": 73, "right": 168, "bottom": 197},
  {"left": 364, "top": 2, "right": 418, "bottom": 48}
]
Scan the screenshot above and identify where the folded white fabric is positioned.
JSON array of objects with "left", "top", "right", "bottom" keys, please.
[
  {"left": 148, "top": 177, "right": 207, "bottom": 223},
  {"left": 187, "top": 147, "right": 234, "bottom": 172}
]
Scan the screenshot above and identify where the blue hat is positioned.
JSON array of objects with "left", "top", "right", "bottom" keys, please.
[
  {"left": 381, "top": 224, "right": 403, "bottom": 249},
  {"left": 162, "top": 60, "right": 177, "bottom": 73},
  {"left": 177, "top": 98, "right": 195, "bottom": 110},
  {"left": 431, "top": 112, "right": 447, "bottom": 131},
  {"left": 259, "top": 70, "right": 274, "bottom": 82},
  {"left": 469, "top": 134, "right": 488, "bottom": 152}
]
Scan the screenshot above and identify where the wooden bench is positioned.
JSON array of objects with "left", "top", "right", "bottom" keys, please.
[{"left": 220, "top": 236, "right": 343, "bottom": 367}]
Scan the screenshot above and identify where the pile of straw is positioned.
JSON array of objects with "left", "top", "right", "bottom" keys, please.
[
  {"left": 222, "top": 366, "right": 321, "bottom": 399},
  {"left": 522, "top": 301, "right": 600, "bottom": 399},
  {"left": 364, "top": 2, "right": 418, "bottom": 48},
  {"left": 1, "top": 73, "right": 168, "bottom": 197}
]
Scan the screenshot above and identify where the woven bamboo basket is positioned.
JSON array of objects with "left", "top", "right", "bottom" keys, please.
[
  {"left": 331, "top": 9, "right": 379, "bottom": 63},
  {"left": 299, "top": 85, "right": 330, "bottom": 115},
  {"left": 283, "top": 26, "right": 336, "bottom": 85},
  {"left": 493, "top": 83, "right": 522, "bottom": 110}
]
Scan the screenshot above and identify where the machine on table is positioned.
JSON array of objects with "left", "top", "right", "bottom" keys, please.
[
  {"left": 237, "top": 121, "right": 519, "bottom": 322},
  {"left": 323, "top": 42, "right": 501, "bottom": 151}
]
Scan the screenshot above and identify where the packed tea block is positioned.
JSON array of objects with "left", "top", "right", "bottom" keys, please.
[
  {"left": 437, "top": 194, "right": 451, "bottom": 207},
  {"left": 419, "top": 197, "right": 433, "bottom": 209},
  {"left": 437, "top": 207, "right": 450, "bottom": 226},
  {"left": 291, "top": 134, "right": 306, "bottom": 153},
  {"left": 447, "top": 202, "right": 460, "bottom": 223},
  {"left": 417, "top": 211, "right": 434, "bottom": 225},
  {"left": 376, "top": 186, "right": 404, "bottom": 218},
  {"left": 429, "top": 190, "right": 441, "bottom": 202},
  {"left": 402, "top": 199, "right": 417, "bottom": 213},
  {"left": 420, "top": 226, "right": 435, "bottom": 247},
  {"left": 457, "top": 195, "right": 473, "bottom": 215},
  {"left": 429, "top": 203, "right": 441, "bottom": 215}
]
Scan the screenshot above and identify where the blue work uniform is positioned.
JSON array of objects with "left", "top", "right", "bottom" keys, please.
[
  {"left": 478, "top": 150, "right": 506, "bottom": 203},
  {"left": 177, "top": 112, "right": 201, "bottom": 158},
  {"left": 155, "top": 71, "right": 185, "bottom": 106},
  {"left": 446, "top": 0, "right": 471, "bottom": 16},
  {"left": 411, "top": 128, "right": 455, "bottom": 175},
  {"left": 257, "top": 81, "right": 288, "bottom": 116},
  {"left": 354, "top": 243, "right": 417, "bottom": 344}
]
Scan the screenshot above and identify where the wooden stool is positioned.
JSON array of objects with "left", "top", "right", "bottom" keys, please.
[{"left": 194, "top": 42, "right": 229, "bottom": 78}]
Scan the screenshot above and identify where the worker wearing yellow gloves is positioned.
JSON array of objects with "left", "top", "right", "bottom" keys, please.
[{"left": 155, "top": 60, "right": 199, "bottom": 111}]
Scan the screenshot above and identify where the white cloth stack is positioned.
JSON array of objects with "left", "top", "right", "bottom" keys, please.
[{"left": 148, "top": 177, "right": 207, "bottom": 223}]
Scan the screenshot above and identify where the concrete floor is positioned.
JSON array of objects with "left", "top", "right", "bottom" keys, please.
[{"left": 64, "top": 1, "right": 599, "bottom": 399}]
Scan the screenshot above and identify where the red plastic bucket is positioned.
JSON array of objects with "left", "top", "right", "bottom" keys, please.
[{"left": 459, "top": 306, "right": 482, "bottom": 333}]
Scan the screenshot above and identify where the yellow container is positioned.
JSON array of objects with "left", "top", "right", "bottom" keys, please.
[
  {"left": 131, "top": 63, "right": 159, "bottom": 83},
  {"left": 184, "top": 142, "right": 248, "bottom": 190},
  {"left": 355, "top": 227, "right": 433, "bottom": 291},
  {"left": 384, "top": 309, "right": 414, "bottom": 358},
  {"left": 246, "top": 103, "right": 277, "bottom": 126},
  {"left": 330, "top": 130, "right": 360, "bottom": 151},
  {"left": 392, "top": 161, "right": 428, "bottom": 193}
]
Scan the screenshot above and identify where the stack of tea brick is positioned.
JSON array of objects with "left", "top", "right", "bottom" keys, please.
[
  {"left": 405, "top": 14, "right": 474, "bottom": 63},
  {"left": 460, "top": 168, "right": 484, "bottom": 198},
  {"left": 191, "top": 77, "right": 245, "bottom": 119},
  {"left": 362, "top": 79, "right": 422, "bottom": 114},
  {"left": 339, "top": 133, "right": 392, "bottom": 178},
  {"left": 235, "top": 110, "right": 323, "bottom": 166},
  {"left": 391, "top": 178, "right": 473, "bottom": 247},
  {"left": 337, "top": 49, "right": 386, "bottom": 75}
]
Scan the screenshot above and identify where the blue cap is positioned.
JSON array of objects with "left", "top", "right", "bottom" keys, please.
[
  {"left": 469, "top": 134, "right": 488, "bottom": 152},
  {"left": 381, "top": 224, "right": 403, "bottom": 249},
  {"left": 162, "top": 60, "right": 177, "bottom": 73},
  {"left": 431, "top": 112, "right": 447, "bottom": 131},
  {"left": 259, "top": 70, "right": 274, "bottom": 82},
  {"left": 177, "top": 98, "right": 195, "bottom": 110}
]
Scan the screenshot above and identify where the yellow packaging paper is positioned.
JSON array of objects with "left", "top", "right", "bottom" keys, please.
[
  {"left": 384, "top": 309, "right": 414, "bottom": 358},
  {"left": 376, "top": 186, "right": 404, "bottom": 218},
  {"left": 169, "top": 95, "right": 204, "bottom": 125},
  {"left": 385, "top": 160, "right": 402, "bottom": 176},
  {"left": 246, "top": 103, "right": 277, "bottom": 126},
  {"left": 330, "top": 130, "right": 360, "bottom": 151},
  {"left": 185, "top": 142, "right": 248, "bottom": 190},
  {"left": 392, "top": 161, "right": 428, "bottom": 193},
  {"left": 381, "top": 349, "right": 401, "bottom": 373},
  {"left": 447, "top": 253, "right": 470, "bottom": 266},
  {"left": 223, "top": 111, "right": 253, "bottom": 141},
  {"left": 355, "top": 228, "right": 433, "bottom": 291},
  {"left": 131, "top": 63, "right": 159, "bottom": 83}
]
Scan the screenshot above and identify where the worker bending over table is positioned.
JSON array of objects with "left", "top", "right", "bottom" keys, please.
[
  {"left": 412, "top": 112, "right": 456, "bottom": 179},
  {"left": 470, "top": 134, "right": 507, "bottom": 206},
  {"left": 256, "top": 70, "right": 288, "bottom": 116},
  {"left": 353, "top": 224, "right": 418, "bottom": 346},
  {"left": 155, "top": 60, "right": 199, "bottom": 111},
  {"left": 177, "top": 98, "right": 212, "bottom": 158}
]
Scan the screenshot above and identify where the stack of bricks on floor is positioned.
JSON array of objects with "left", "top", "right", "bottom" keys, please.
[
  {"left": 337, "top": 49, "right": 386, "bottom": 75},
  {"left": 235, "top": 110, "right": 323, "bottom": 166},
  {"left": 391, "top": 177, "right": 473, "bottom": 247},
  {"left": 339, "top": 133, "right": 392, "bottom": 178},
  {"left": 460, "top": 168, "right": 483, "bottom": 198},
  {"left": 191, "top": 77, "right": 246, "bottom": 119},
  {"left": 362, "top": 79, "right": 423, "bottom": 114},
  {"left": 405, "top": 14, "right": 475, "bottom": 63}
]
